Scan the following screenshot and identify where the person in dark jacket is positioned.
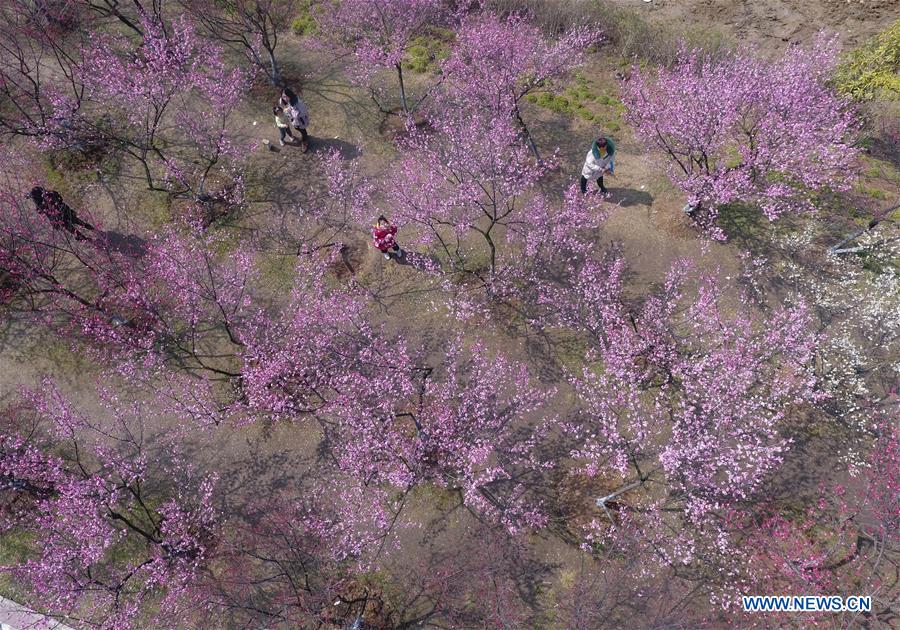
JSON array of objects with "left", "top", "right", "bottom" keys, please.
[{"left": 29, "top": 187, "right": 95, "bottom": 240}]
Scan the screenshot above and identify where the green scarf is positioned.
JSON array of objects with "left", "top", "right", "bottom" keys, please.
[{"left": 592, "top": 137, "right": 616, "bottom": 160}]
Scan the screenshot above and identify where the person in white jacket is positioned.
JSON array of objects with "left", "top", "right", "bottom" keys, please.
[
  {"left": 580, "top": 136, "right": 616, "bottom": 194},
  {"left": 280, "top": 87, "right": 310, "bottom": 152}
]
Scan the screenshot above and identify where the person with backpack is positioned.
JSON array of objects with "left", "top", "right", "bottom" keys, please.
[
  {"left": 372, "top": 215, "right": 404, "bottom": 260},
  {"left": 29, "top": 186, "right": 95, "bottom": 240},
  {"left": 580, "top": 135, "right": 616, "bottom": 195},
  {"left": 280, "top": 87, "right": 310, "bottom": 152}
]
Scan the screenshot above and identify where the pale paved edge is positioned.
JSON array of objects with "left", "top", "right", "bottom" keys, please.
[{"left": 0, "top": 596, "right": 76, "bottom": 630}]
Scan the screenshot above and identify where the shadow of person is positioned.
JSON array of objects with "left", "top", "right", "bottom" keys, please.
[
  {"left": 391, "top": 250, "right": 442, "bottom": 273},
  {"left": 604, "top": 187, "right": 653, "bottom": 207},
  {"left": 307, "top": 136, "right": 361, "bottom": 160},
  {"left": 99, "top": 231, "right": 149, "bottom": 258}
]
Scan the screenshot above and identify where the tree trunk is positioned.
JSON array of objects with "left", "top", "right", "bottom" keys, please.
[
  {"left": 396, "top": 63, "right": 408, "bottom": 114},
  {"left": 829, "top": 205, "right": 899, "bottom": 254},
  {"left": 267, "top": 47, "right": 282, "bottom": 86},
  {"left": 483, "top": 228, "right": 497, "bottom": 278},
  {"left": 595, "top": 479, "right": 643, "bottom": 523},
  {"left": 514, "top": 106, "right": 542, "bottom": 162}
]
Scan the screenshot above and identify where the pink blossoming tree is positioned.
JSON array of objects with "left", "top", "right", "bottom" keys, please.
[
  {"left": 237, "top": 254, "right": 411, "bottom": 421},
  {"left": 328, "top": 337, "right": 553, "bottom": 533},
  {"left": 623, "top": 35, "right": 859, "bottom": 236},
  {"left": 0, "top": 0, "right": 88, "bottom": 141},
  {"left": 315, "top": 0, "right": 444, "bottom": 113},
  {"left": 388, "top": 109, "right": 549, "bottom": 279},
  {"left": 0, "top": 186, "right": 258, "bottom": 383},
  {"left": 0, "top": 384, "right": 220, "bottom": 629},
  {"left": 549, "top": 256, "right": 819, "bottom": 591},
  {"left": 735, "top": 424, "right": 898, "bottom": 622},
  {"left": 80, "top": 14, "right": 249, "bottom": 206},
  {"left": 440, "top": 11, "right": 601, "bottom": 158}
]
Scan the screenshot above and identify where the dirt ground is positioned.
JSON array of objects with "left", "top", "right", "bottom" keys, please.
[{"left": 610, "top": 0, "right": 899, "bottom": 50}]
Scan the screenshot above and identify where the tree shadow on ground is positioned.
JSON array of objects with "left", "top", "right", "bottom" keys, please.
[
  {"left": 196, "top": 436, "right": 315, "bottom": 523},
  {"left": 382, "top": 516, "right": 560, "bottom": 627},
  {"left": 716, "top": 202, "right": 772, "bottom": 248}
]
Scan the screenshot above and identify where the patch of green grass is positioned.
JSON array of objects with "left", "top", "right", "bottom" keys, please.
[
  {"left": 462, "top": 249, "right": 494, "bottom": 278},
  {"left": 105, "top": 528, "right": 152, "bottom": 567},
  {"left": 865, "top": 165, "right": 884, "bottom": 179},
  {"left": 553, "top": 334, "right": 591, "bottom": 375},
  {"left": 0, "top": 530, "right": 38, "bottom": 602},
  {"left": 410, "top": 483, "right": 458, "bottom": 511},
  {"left": 855, "top": 184, "right": 890, "bottom": 200},
  {"left": 403, "top": 27, "right": 454, "bottom": 74},
  {"left": 0, "top": 529, "right": 37, "bottom": 564},
  {"left": 723, "top": 145, "right": 744, "bottom": 169},
  {"left": 526, "top": 76, "right": 625, "bottom": 128},
  {"left": 207, "top": 223, "right": 244, "bottom": 256},
  {"left": 43, "top": 333, "right": 95, "bottom": 375},
  {"left": 356, "top": 569, "right": 392, "bottom": 592},
  {"left": 861, "top": 154, "right": 900, "bottom": 185},
  {"left": 717, "top": 201, "right": 770, "bottom": 242},
  {"left": 854, "top": 248, "right": 898, "bottom": 275},
  {"left": 39, "top": 151, "right": 101, "bottom": 207},
  {"left": 290, "top": 1, "right": 319, "bottom": 36}
]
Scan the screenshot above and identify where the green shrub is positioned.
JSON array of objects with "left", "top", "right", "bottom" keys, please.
[
  {"left": 855, "top": 184, "right": 890, "bottom": 200},
  {"left": 291, "top": 1, "right": 318, "bottom": 36},
  {"left": 527, "top": 81, "right": 623, "bottom": 126},
  {"left": 536, "top": 92, "right": 555, "bottom": 107},
  {"left": 543, "top": 94, "right": 572, "bottom": 114},
  {"left": 835, "top": 20, "right": 900, "bottom": 100},
  {"left": 402, "top": 28, "right": 453, "bottom": 74}
]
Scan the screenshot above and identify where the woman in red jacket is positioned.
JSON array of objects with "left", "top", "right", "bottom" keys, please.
[{"left": 372, "top": 215, "right": 404, "bottom": 260}]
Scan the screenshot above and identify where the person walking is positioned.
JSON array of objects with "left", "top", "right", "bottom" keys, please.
[
  {"left": 273, "top": 105, "right": 295, "bottom": 147},
  {"left": 580, "top": 135, "right": 616, "bottom": 194},
  {"left": 280, "top": 87, "right": 310, "bottom": 152},
  {"left": 372, "top": 215, "right": 404, "bottom": 260},
  {"left": 29, "top": 186, "right": 95, "bottom": 240}
]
